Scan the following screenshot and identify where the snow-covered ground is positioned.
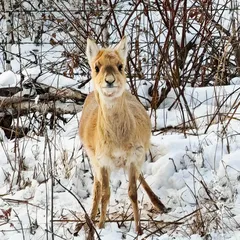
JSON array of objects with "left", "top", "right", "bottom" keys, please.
[
  {"left": 1, "top": 0, "right": 240, "bottom": 238},
  {"left": 1, "top": 69, "right": 240, "bottom": 239}
]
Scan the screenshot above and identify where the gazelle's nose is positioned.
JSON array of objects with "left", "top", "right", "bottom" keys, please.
[{"left": 105, "top": 76, "right": 115, "bottom": 87}]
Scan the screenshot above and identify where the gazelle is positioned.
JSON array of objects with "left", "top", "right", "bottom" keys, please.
[{"left": 79, "top": 37, "right": 167, "bottom": 234}]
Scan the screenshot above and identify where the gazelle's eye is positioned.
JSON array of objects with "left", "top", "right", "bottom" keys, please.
[
  {"left": 95, "top": 66, "right": 100, "bottom": 73},
  {"left": 118, "top": 64, "right": 123, "bottom": 72}
]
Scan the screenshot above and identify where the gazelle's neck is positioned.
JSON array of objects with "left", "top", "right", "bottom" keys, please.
[
  {"left": 101, "top": 92, "right": 125, "bottom": 110},
  {"left": 96, "top": 91, "right": 133, "bottom": 144}
]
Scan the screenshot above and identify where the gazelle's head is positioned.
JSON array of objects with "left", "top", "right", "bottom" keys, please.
[{"left": 86, "top": 37, "right": 128, "bottom": 100}]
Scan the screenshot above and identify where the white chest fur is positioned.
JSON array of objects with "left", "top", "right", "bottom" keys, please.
[{"left": 96, "top": 145, "right": 145, "bottom": 170}]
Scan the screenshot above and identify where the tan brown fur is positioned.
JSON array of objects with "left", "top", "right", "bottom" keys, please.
[{"left": 79, "top": 37, "right": 166, "bottom": 235}]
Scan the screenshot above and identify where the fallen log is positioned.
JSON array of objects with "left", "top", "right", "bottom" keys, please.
[{"left": 0, "top": 87, "right": 86, "bottom": 115}]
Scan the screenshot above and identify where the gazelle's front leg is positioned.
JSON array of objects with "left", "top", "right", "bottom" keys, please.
[
  {"left": 90, "top": 177, "right": 101, "bottom": 221},
  {"left": 128, "top": 163, "right": 142, "bottom": 235},
  {"left": 99, "top": 167, "right": 110, "bottom": 228},
  {"left": 75, "top": 175, "right": 101, "bottom": 238}
]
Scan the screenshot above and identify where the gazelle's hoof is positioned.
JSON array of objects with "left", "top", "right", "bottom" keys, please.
[
  {"left": 164, "top": 207, "right": 171, "bottom": 213},
  {"left": 98, "top": 220, "right": 105, "bottom": 229},
  {"left": 137, "top": 225, "right": 143, "bottom": 235},
  {"left": 73, "top": 222, "right": 85, "bottom": 236},
  {"left": 154, "top": 201, "right": 168, "bottom": 213}
]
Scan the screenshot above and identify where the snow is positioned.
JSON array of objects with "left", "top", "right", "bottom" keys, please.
[
  {"left": 230, "top": 77, "right": 240, "bottom": 85},
  {"left": 35, "top": 72, "right": 78, "bottom": 88},
  {"left": 1, "top": 68, "right": 240, "bottom": 239},
  {"left": 0, "top": 71, "right": 17, "bottom": 87},
  {"left": 218, "top": 150, "right": 240, "bottom": 180}
]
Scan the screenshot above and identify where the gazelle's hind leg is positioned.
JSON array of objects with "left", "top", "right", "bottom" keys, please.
[
  {"left": 128, "top": 163, "right": 142, "bottom": 235},
  {"left": 138, "top": 174, "right": 167, "bottom": 213},
  {"left": 99, "top": 167, "right": 110, "bottom": 228}
]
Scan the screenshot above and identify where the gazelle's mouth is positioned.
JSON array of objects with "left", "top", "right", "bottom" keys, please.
[
  {"left": 103, "top": 92, "right": 114, "bottom": 97},
  {"left": 102, "top": 86, "right": 118, "bottom": 89},
  {"left": 101, "top": 86, "right": 120, "bottom": 97}
]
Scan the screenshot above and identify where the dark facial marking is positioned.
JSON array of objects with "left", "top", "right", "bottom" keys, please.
[{"left": 104, "top": 65, "right": 115, "bottom": 75}]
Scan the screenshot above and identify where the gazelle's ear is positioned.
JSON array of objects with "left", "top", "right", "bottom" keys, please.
[
  {"left": 86, "top": 39, "right": 100, "bottom": 63},
  {"left": 115, "top": 37, "right": 128, "bottom": 62}
]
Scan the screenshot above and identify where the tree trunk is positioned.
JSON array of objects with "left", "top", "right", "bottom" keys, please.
[{"left": 4, "top": 0, "right": 13, "bottom": 71}]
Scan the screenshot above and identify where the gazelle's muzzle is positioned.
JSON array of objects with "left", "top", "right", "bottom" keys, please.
[{"left": 104, "top": 74, "right": 116, "bottom": 88}]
